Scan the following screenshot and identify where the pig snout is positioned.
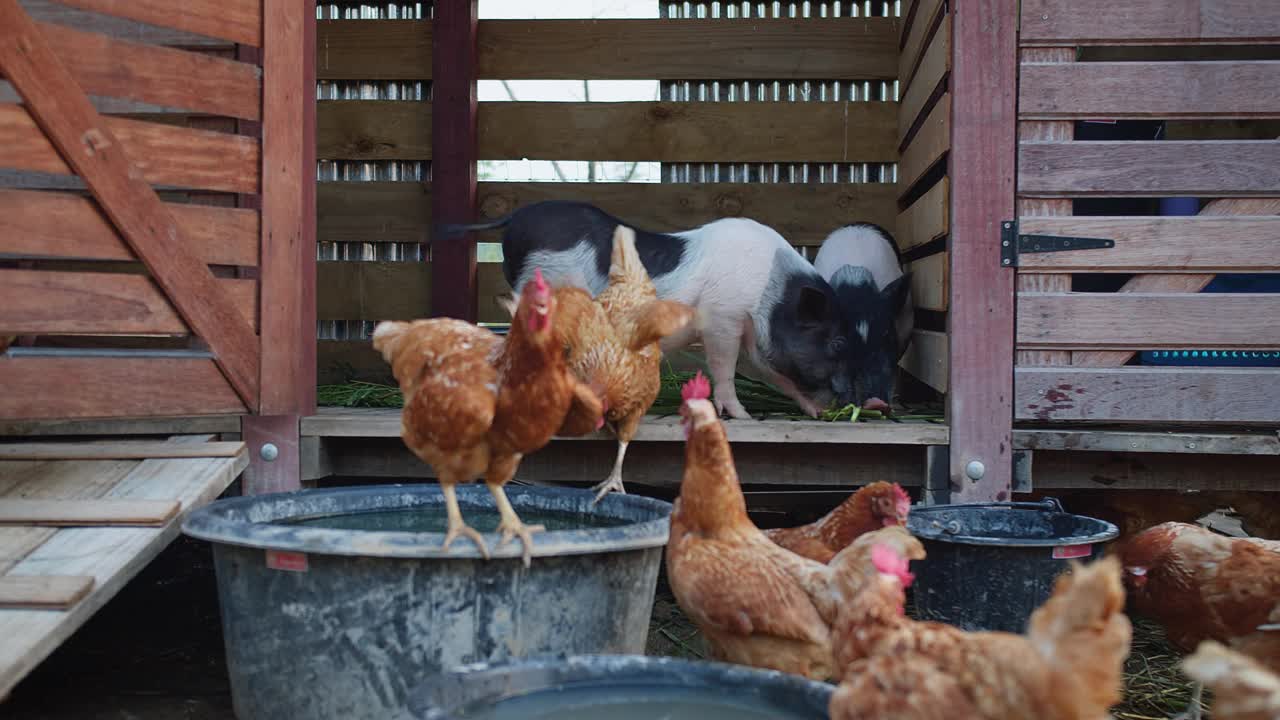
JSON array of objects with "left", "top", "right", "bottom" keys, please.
[{"left": 862, "top": 396, "right": 891, "bottom": 413}]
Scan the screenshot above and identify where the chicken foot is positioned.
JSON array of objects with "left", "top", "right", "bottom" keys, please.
[
  {"left": 486, "top": 482, "right": 545, "bottom": 568},
  {"left": 440, "top": 483, "right": 489, "bottom": 559},
  {"left": 589, "top": 440, "right": 629, "bottom": 505}
]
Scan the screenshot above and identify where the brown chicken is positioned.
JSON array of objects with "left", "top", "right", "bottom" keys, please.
[
  {"left": 1111, "top": 521, "right": 1280, "bottom": 718},
  {"left": 1183, "top": 641, "right": 1280, "bottom": 720},
  {"left": 664, "top": 373, "right": 918, "bottom": 681},
  {"left": 828, "top": 544, "right": 1131, "bottom": 720},
  {"left": 503, "top": 224, "right": 693, "bottom": 502},
  {"left": 764, "top": 481, "right": 912, "bottom": 563},
  {"left": 372, "top": 269, "right": 603, "bottom": 567}
]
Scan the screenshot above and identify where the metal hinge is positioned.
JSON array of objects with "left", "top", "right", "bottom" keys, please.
[{"left": 1000, "top": 221, "right": 1115, "bottom": 268}]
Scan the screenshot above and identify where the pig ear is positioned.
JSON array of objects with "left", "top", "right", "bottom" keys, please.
[
  {"left": 796, "top": 286, "right": 831, "bottom": 327},
  {"left": 882, "top": 273, "right": 912, "bottom": 313}
]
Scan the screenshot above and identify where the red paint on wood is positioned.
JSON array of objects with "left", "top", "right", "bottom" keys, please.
[
  {"left": 430, "top": 0, "right": 479, "bottom": 321},
  {"left": 947, "top": 0, "right": 1016, "bottom": 502},
  {"left": 0, "top": 0, "right": 259, "bottom": 408},
  {"left": 241, "top": 414, "right": 302, "bottom": 494}
]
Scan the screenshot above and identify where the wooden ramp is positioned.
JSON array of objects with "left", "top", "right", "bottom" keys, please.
[{"left": 0, "top": 435, "right": 247, "bottom": 699}]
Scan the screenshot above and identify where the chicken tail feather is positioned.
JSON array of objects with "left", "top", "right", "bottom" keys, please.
[
  {"left": 609, "top": 224, "right": 647, "bottom": 284},
  {"left": 372, "top": 321, "right": 411, "bottom": 363},
  {"left": 626, "top": 299, "right": 694, "bottom": 351}
]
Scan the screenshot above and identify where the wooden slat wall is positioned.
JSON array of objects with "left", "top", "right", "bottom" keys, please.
[
  {"left": 1014, "top": 0, "right": 1280, "bottom": 427},
  {"left": 896, "top": 2, "right": 951, "bottom": 394}
]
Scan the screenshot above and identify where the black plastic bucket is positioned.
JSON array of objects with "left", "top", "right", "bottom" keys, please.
[
  {"left": 408, "top": 654, "right": 836, "bottom": 720},
  {"left": 182, "top": 484, "right": 671, "bottom": 720},
  {"left": 906, "top": 498, "right": 1119, "bottom": 633}
]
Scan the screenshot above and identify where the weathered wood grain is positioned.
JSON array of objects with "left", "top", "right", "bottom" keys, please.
[
  {"left": 898, "top": 15, "right": 949, "bottom": 146},
  {"left": 1016, "top": 216, "right": 1280, "bottom": 272},
  {"left": 0, "top": 499, "right": 179, "bottom": 526},
  {"left": 479, "top": 101, "right": 899, "bottom": 163},
  {"left": 260, "top": 0, "right": 317, "bottom": 416},
  {"left": 1019, "top": 140, "right": 1280, "bottom": 196},
  {"left": 948, "top": 0, "right": 1018, "bottom": 501},
  {"left": 906, "top": 251, "right": 948, "bottom": 311},
  {"left": 480, "top": 18, "right": 900, "bottom": 80},
  {"left": 0, "top": 576, "right": 93, "bottom": 610},
  {"left": 0, "top": 189, "right": 258, "bottom": 266},
  {"left": 18, "top": 21, "right": 261, "bottom": 120},
  {"left": 898, "top": 0, "right": 945, "bottom": 92},
  {"left": 0, "top": 416, "right": 239, "bottom": 437},
  {"left": 316, "top": 261, "right": 432, "bottom": 321},
  {"left": 316, "top": 181, "right": 430, "bottom": 245},
  {"left": 18, "top": 0, "right": 238, "bottom": 47},
  {"left": 0, "top": 104, "right": 260, "bottom": 194},
  {"left": 1020, "top": 0, "right": 1280, "bottom": 45},
  {"left": 899, "top": 329, "right": 948, "bottom": 393},
  {"left": 0, "top": 355, "right": 246, "bottom": 418},
  {"left": 0, "top": 442, "right": 244, "bottom": 460},
  {"left": 317, "top": 20, "right": 431, "bottom": 80},
  {"left": 896, "top": 177, "right": 948, "bottom": 251},
  {"left": 1018, "top": 292, "right": 1280, "bottom": 348},
  {"left": 1020, "top": 61, "right": 1280, "bottom": 120},
  {"left": 316, "top": 100, "right": 431, "bottom": 160},
  {"left": 1028, "top": 450, "right": 1280, "bottom": 490},
  {"left": 1015, "top": 367, "right": 1280, "bottom": 424},
  {"left": 0, "top": 2, "right": 259, "bottom": 408},
  {"left": 43, "top": 0, "right": 260, "bottom": 46},
  {"left": 1013, "top": 428, "right": 1280, "bottom": 455},
  {"left": 898, "top": 92, "right": 949, "bottom": 194},
  {"left": 0, "top": 271, "right": 257, "bottom": 335}
]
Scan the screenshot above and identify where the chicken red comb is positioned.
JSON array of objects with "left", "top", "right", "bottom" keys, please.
[
  {"left": 893, "top": 484, "right": 911, "bottom": 506},
  {"left": 681, "top": 371, "right": 712, "bottom": 401},
  {"left": 871, "top": 543, "right": 915, "bottom": 588},
  {"left": 533, "top": 267, "right": 549, "bottom": 293}
]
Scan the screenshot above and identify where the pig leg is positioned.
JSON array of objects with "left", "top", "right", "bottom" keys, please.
[{"left": 702, "top": 325, "right": 752, "bottom": 420}]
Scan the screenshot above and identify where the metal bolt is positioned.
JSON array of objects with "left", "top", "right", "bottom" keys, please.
[
  {"left": 1002, "top": 258, "right": 1011, "bottom": 265},
  {"left": 965, "top": 460, "right": 986, "bottom": 481},
  {"left": 1002, "top": 239, "right": 1010, "bottom": 247},
  {"left": 1003, "top": 222, "right": 1012, "bottom": 228},
  {"left": 260, "top": 443, "right": 279, "bottom": 461},
  {"left": 1042, "top": 13, "right": 1049, "bottom": 19},
  {"left": 1187, "top": 442, "right": 1197, "bottom": 450}
]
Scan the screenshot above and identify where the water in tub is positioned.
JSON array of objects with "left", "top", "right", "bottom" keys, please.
[{"left": 452, "top": 683, "right": 819, "bottom": 719}]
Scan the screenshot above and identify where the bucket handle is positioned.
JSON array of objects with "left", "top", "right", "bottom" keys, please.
[{"left": 928, "top": 498, "right": 1066, "bottom": 536}]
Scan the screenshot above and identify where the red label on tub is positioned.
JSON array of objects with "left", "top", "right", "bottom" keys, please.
[
  {"left": 1053, "top": 544, "right": 1092, "bottom": 560},
  {"left": 266, "top": 550, "right": 309, "bottom": 572}
]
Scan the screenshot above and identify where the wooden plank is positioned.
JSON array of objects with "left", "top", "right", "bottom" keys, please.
[
  {"left": 0, "top": 356, "right": 246, "bottom": 419},
  {"left": 1013, "top": 428, "right": 1280, "bottom": 455},
  {"left": 317, "top": 20, "right": 430, "bottom": 80},
  {"left": 0, "top": 416, "right": 240, "bottom": 437},
  {"left": 0, "top": 575, "right": 93, "bottom": 610},
  {"left": 1018, "top": 293, "right": 1280, "bottom": 348},
  {"left": 0, "top": 104, "right": 260, "bottom": 194},
  {"left": 302, "top": 406, "right": 949, "bottom": 445},
  {"left": 0, "top": 499, "right": 179, "bottom": 526},
  {"left": 906, "top": 252, "right": 948, "bottom": 311},
  {"left": 479, "top": 19, "right": 899, "bottom": 80},
  {"left": 241, "top": 414, "right": 301, "bottom": 494},
  {"left": 475, "top": 262, "right": 512, "bottom": 324},
  {"left": 317, "top": 181, "right": 431, "bottom": 245},
  {"left": 1020, "top": 0, "right": 1280, "bottom": 45},
  {"left": 18, "top": 0, "right": 236, "bottom": 47},
  {"left": 0, "top": 440, "right": 244, "bottom": 697},
  {"left": 899, "top": 0, "right": 918, "bottom": 43},
  {"left": 1030, "top": 450, "right": 1280, "bottom": 491},
  {"left": 0, "top": 271, "right": 256, "bottom": 335},
  {"left": 0, "top": 442, "right": 244, "bottom": 461},
  {"left": 316, "top": 261, "right": 432, "bottom": 321},
  {"left": 898, "top": 93, "right": 949, "bottom": 193},
  {"left": 21, "top": 21, "right": 262, "bottom": 120},
  {"left": 1016, "top": 216, "right": 1280, "bottom": 272},
  {"left": 432, "top": 1, "right": 478, "bottom": 321},
  {"left": 0, "top": 2, "right": 260, "bottom": 409},
  {"left": 899, "top": 329, "right": 948, "bottom": 393},
  {"left": 896, "top": 177, "right": 949, "bottom": 252},
  {"left": 899, "top": 0, "right": 946, "bottom": 92},
  {"left": 480, "top": 101, "right": 899, "bottom": 163},
  {"left": 948, "top": 0, "right": 1017, "bottom": 502},
  {"left": 316, "top": 100, "right": 430, "bottom": 161},
  {"left": 1020, "top": 61, "right": 1280, "bottom": 120},
  {"left": 260, "top": 0, "right": 317, "bottom": 417},
  {"left": 1073, "top": 195, "right": 1280, "bottom": 366},
  {"left": 898, "top": 16, "right": 949, "bottom": 146},
  {"left": 476, "top": 181, "right": 900, "bottom": 247},
  {"left": 0, "top": 189, "right": 258, "bottom": 266},
  {"left": 1019, "top": 140, "right": 1280, "bottom": 196},
  {"left": 1015, "top": 367, "right": 1280, "bottom": 424},
  {"left": 317, "top": 339, "right": 389, "bottom": 384},
  {"left": 43, "top": 0, "right": 261, "bottom": 46}
]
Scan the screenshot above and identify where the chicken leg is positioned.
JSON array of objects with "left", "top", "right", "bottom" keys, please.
[
  {"left": 440, "top": 482, "right": 489, "bottom": 558},
  {"left": 590, "top": 439, "right": 629, "bottom": 505},
  {"left": 1173, "top": 682, "right": 1203, "bottom": 720},
  {"left": 485, "top": 454, "right": 544, "bottom": 567}
]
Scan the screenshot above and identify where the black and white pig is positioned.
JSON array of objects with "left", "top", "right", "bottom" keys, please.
[
  {"left": 443, "top": 200, "right": 850, "bottom": 419},
  {"left": 811, "top": 222, "right": 913, "bottom": 413}
]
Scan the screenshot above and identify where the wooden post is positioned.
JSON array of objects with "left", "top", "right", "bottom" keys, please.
[
  {"left": 430, "top": 0, "right": 480, "bottom": 321},
  {"left": 246, "top": 0, "right": 317, "bottom": 493},
  {"left": 946, "top": 0, "right": 1017, "bottom": 502}
]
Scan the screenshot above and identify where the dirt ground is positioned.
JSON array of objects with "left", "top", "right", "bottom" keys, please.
[{"left": 4, "top": 535, "right": 1198, "bottom": 720}]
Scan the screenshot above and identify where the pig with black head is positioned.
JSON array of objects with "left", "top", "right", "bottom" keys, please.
[
  {"left": 812, "top": 222, "right": 913, "bottom": 413},
  {"left": 442, "top": 200, "right": 850, "bottom": 419}
]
